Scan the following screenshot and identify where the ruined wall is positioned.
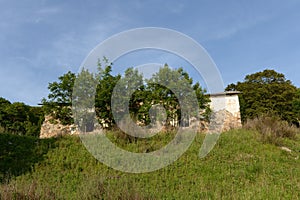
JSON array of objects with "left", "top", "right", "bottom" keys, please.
[
  {"left": 204, "top": 92, "right": 242, "bottom": 133},
  {"left": 40, "top": 92, "right": 242, "bottom": 138},
  {"left": 40, "top": 115, "right": 79, "bottom": 138}
]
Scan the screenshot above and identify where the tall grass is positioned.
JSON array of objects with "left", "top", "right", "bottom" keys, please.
[
  {"left": 244, "top": 115, "right": 299, "bottom": 145},
  {"left": 1, "top": 129, "right": 299, "bottom": 199}
]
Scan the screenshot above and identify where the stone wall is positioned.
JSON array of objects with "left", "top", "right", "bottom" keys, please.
[
  {"left": 205, "top": 91, "right": 242, "bottom": 133},
  {"left": 40, "top": 115, "right": 79, "bottom": 138},
  {"left": 40, "top": 91, "right": 242, "bottom": 138}
]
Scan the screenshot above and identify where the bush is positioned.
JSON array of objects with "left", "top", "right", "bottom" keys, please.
[{"left": 244, "top": 115, "right": 299, "bottom": 145}]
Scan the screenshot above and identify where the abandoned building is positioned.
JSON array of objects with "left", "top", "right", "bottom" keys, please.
[{"left": 40, "top": 91, "right": 242, "bottom": 138}]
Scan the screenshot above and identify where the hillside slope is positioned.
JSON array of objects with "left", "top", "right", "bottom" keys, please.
[{"left": 1, "top": 130, "right": 299, "bottom": 199}]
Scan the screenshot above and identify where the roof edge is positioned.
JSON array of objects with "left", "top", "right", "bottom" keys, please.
[{"left": 207, "top": 91, "right": 241, "bottom": 97}]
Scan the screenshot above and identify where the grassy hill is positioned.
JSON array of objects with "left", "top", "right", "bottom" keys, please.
[{"left": 1, "top": 129, "right": 299, "bottom": 199}]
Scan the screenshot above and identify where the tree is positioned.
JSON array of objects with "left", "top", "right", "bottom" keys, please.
[
  {"left": 146, "top": 64, "right": 211, "bottom": 127},
  {"left": 0, "top": 97, "right": 11, "bottom": 131},
  {"left": 111, "top": 67, "right": 144, "bottom": 125},
  {"left": 42, "top": 71, "right": 76, "bottom": 125},
  {"left": 226, "top": 69, "right": 298, "bottom": 124},
  {"left": 0, "top": 97, "right": 43, "bottom": 136},
  {"left": 95, "top": 62, "right": 121, "bottom": 128},
  {"left": 43, "top": 61, "right": 210, "bottom": 130},
  {"left": 25, "top": 106, "right": 44, "bottom": 136},
  {"left": 42, "top": 59, "right": 120, "bottom": 129},
  {"left": 73, "top": 68, "right": 98, "bottom": 132},
  {"left": 292, "top": 88, "right": 300, "bottom": 126}
]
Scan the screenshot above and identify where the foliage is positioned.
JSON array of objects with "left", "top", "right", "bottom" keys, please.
[
  {"left": 1, "top": 130, "right": 299, "bottom": 199},
  {"left": 226, "top": 69, "right": 298, "bottom": 124},
  {"left": 0, "top": 99, "right": 12, "bottom": 131},
  {"left": 103, "top": 64, "right": 211, "bottom": 129},
  {"left": 42, "top": 71, "right": 76, "bottom": 125},
  {"left": 0, "top": 98, "right": 44, "bottom": 136},
  {"left": 95, "top": 61, "right": 121, "bottom": 128},
  {"left": 111, "top": 67, "right": 144, "bottom": 125},
  {"left": 146, "top": 65, "right": 211, "bottom": 126},
  {"left": 25, "top": 106, "right": 45, "bottom": 136},
  {"left": 112, "top": 65, "right": 211, "bottom": 128},
  {"left": 73, "top": 68, "right": 98, "bottom": 132},
  {"left": 0, "top": 133, "right": 56, "bottom": 183},
  {"left": 44, "top": 61, "right": 210, "bottom": 130},
  {"left": 292, "top": 88, "right": 300, "bottom": 125}
]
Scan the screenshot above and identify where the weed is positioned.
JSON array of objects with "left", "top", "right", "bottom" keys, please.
[
  {"left": 244, "top": 115, "right": 299, "bottom": 145},
  {"left": 0, "top": 130, "right": 299, "bottom": 199}
]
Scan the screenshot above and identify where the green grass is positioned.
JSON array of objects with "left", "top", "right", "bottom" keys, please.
[
  {"left": 1, "top": 130, "right": 300, "bottom": 199},
  {"left": 0, "top": 133, "right": 56, "bottom": 183}
]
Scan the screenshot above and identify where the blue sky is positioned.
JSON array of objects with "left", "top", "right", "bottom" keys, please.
[{"left": 1, "top": 0, "right": 300, "bottom": 105}]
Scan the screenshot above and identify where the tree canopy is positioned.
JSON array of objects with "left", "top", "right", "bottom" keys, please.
[
  {"left": 0, "top": 97, "right": 44, "bottom": 136},
  {"left": 43, "top": 62, "right": 211, "bottom": 130},
  {"left": 226, "top": 69, "right": 298, "bottom": 124},
  {"left": 292, "top": 88, "right": 300, "bottom": 124},
  {"left": 42, "top": 71, "right": 76, "bottom": 125}
]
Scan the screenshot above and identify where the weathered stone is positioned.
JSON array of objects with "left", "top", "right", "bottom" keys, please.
[
  {"left": 40, "top": 91, "right": 242, "bottom": 138},
  {"left": 40, "top": 115, "right": 79, "bottom": 138},
  {"left": 200, "top": 91, "right": 242, "bottom": 133},
  {"left": 280, "top": 146, "right": 292, "bottom": 153}
]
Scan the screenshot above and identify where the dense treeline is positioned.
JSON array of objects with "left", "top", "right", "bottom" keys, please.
[{"left": 0, "top": 98, "right": 44, "bottom": 136}]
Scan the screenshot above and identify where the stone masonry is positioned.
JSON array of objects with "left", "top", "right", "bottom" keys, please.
[
  {"left": 205, "top": 91, "right": 242, "bottom": 133},
  {"left": 40, "top": 91, "right": 242, "bottom": 138}
]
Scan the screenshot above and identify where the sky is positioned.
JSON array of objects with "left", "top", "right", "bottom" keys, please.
[{"left": 1, "top": 0, "right": 300, "bottom": 105}]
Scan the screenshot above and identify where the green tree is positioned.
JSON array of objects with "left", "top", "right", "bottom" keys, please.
[
  {"left": 73, "top": 68, "right": 98, "bottom": 132},
  {"left": 146, "top": 64, "right": 211, "bottom": 127},
  {"left": 43, "top": 61, "right": 210, "bottom": 130},
  {"left": 226, "top": 69, "right": 298, "bottom": 124},
  {"left": 0, "top": 98, "right": 43, "bottom": 136},
  {"left": 95, "top": 63, "right": 121, "bottom": 128},
  {"left": 292, "top": 88, "right": 300, "bottom": 126},
  {"left": 111, "top": 67, "right": 144, "bottom": 125},
  {"left": 0, "top": 97, "right": 11, "bottom": 131},
  {"left": 25, "top": 106, "right": 44, "bottom": 136},
  {"left": 42, "top": 71, "right": 76, "bottom": 125}
]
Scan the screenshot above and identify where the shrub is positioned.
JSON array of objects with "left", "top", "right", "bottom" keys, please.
[{"left": 244, "top": 115, "right": 299, "bottom": 145}]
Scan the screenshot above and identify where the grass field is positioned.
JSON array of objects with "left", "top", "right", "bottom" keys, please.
[{"left": 1, "top": 129, "right": 300, "bottom": 199}]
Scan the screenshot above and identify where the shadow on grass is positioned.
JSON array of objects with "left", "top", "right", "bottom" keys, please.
[{"left": 0, "top": 133, "right": 57, "bottom": 183}]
